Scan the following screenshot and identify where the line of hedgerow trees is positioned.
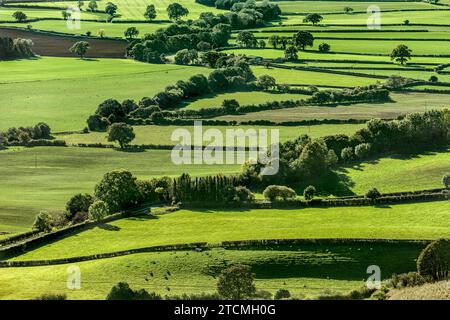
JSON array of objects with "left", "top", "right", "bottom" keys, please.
[
  {"left": 0, "top": 37, "right": 35, "bottom": 60},
  {"left": 86, "top": 55, "right": 255, "bottom": 131},
  {"left": 85, "top": 56, "right": 390, "bottom": 132},
  {"left": 241, "top": 109, "right": 450, "bottom": 188},
  {"left": 237, "top": 30, "right": 414, "bottom": 65},
  {"left": 0, "top": 122, "right": 65, "bottom": 148},
  {"left": 32, "top": 109, "right": 450, "bottom": 232},
  {"left": 125, "top": 0, "right": 281, "bottom": 64}
]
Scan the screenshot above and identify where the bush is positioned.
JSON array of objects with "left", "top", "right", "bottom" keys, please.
[
  {"left": 429, "top": 75, "right": 438, "bottom": 83},
  {"left": 94, "top": 169, "right": 139, "bottom": 212},
  {"left": 72, "top": 211, "right": 89, "bottom": 224},
  {"left": 388, "top": 272, "right": 428, "bottom": 289},
  {"left": 169, "top": 292, "right": 222, "bottom": 300},
  {"left": 263, "top": 185, "right": 297, "bottom": 201},
  {"left": 88, "top": 200, "right": 109, "bottom": 221},
  {"left": 222, "top": 99, "right": 239, "bottom": 114},
  {"left": 34, "top": 293, "right": 67, "bottom": 300},
  {"left": 174, "top": 49, "right": 198, "bottom": 65},
  {"left": 106, "top": 282, "right": 162, "bottom": 300},
  {"left": 340, "top": 147, "right": 354, "bottom": 163},
  {"left": 52, "top": 213, "right": 70, "bottom": 229},
  {"left": 87, "top": 114, "right": 109, "bottom": 132},
  {"left": 318, "top": 43, "right": 330, "bottom": 53},
  {"left": 365, "top": 188, "right": 381, "bottom": 199},
  {"left": 217, "top": 264, "right": 256, "bottom": 300},
  {"left": 303, "top": 185, "right": 316, "bottom": 200},
  {"left": 234, "top": 186, "right": 255, "bottom": 202},
  {"left": 443, "top": 174, "right": 450, "bottom": 188},
  {"left": 274, "top": 289, "right": 291, "bottom": 300},
  {"left": 354, "top": 143, "right": 371, "bottom": 159},
  {"left": 417, "top": 239, "right": 450, "bottom": 281},
  {"left": 32, "top": 211, "right": 53, "bottom": 232},
  {"left": 65, "top": 193, "right": 94, "bottom": 219}
]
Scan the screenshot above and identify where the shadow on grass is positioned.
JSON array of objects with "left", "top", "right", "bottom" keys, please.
[
  {"left": 178, "top": 88, "right": 263, "bottom": 109},
  {"left": 205, "top": 242, "right": 426, "bottom": 281},
  {"left": 97, "top": 223, "right": 121, "bottom": 231},
  {"left": 126, "top": 214, "right": 159, "bottom": 221}
]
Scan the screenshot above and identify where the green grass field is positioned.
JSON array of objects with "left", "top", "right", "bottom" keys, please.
[
  {"left": 1, "top": 0, "right": 450, "bottom": 301},
  {"left": 283, "top": 10, "right": 450, "bottom": 25},
  {"left": 247, "top": 31, "right": 450, "bottom": 41},
  {"left": 183, "top": 91, "right": 310, "bottom": 110},
  {"left": 0, "top": 147, "right": 240, "bottom": 232},
  {"left": 217, "top": 93, "right": 450, "bottom": 122},
  {"left": 0, "top": 242, "right": 425, "bottom": 299},
  {"left": 0, "top": 57, "right": 210, "bottom": 131},
  {"left": 331, "top": 68, "right": 450, "bottom": 82},
  {"left": 339, "top": 149, "right": 450, "bottom": 194},
  {"left": 230, "top": 38, "right": 450, "bottom": 55},
  {"left": 225, "top": 49, "right": 450, "bottom": 64},
  {"left": 0, "top": 141, "right": 447, "bottom": 233},
  {"left": 252, "top": 66, "right": 379, "bottom": 87},
  {"left": 57, "top": 123, "right": 365, "bottom": 146},
  {"left": 1, "top": 20, "right": 171, "bottom": 38},
  {"left": 9, "top": 202, "right": 450, "bottom": 261},
  {"left": 0, "top": 6, "right": 105, "bottom": 21},
  {"left": 6, "top": 0, "right": 225, "bottom": 20},
  {"left": 277, "top": 1, "right": 441, "bottom": 13}
]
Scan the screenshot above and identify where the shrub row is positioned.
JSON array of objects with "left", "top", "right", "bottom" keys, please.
[
  {"left": 0, "top": 230, "right": 40, "bottom": 248},
  {"left": 0, "top": 209, "right": 144, "bottom": 260},
  {"left": 240, "top": 119, "right": 367, "bottom": 126},
  {"left": 8, "top": 139, "right": 66, "bottom": 147},
  {"left": 251, "top": 29, "right": 428, "bottom": 34},
  {"left": 402, "top": 88, "right": 450, "bottom": 94},
  {"left": 180, "top": 190, "right": 449, "bottom": 209},
  {"left": 270, "top": 63, "right": 389, "bottom": 80},
  {"left": 0, "top": 242, "right": 208, "bottom": 267},
  {"left": 0, "top": 25, "right": 126, "bottom": 42},
  {"left": 75, "top": 142, "right": 255, "bottom": 152},
  {"left": 220, "top": 238, "right": 429, "bottom": 249},
  {"left": 1, "top": 237, "right": 429, "bottom": 267},
  {"left": 255, "top": 191, "right": 450, "bottom": 209}
]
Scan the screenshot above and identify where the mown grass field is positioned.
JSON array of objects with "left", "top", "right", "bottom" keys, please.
[
  {"left": 0, "top": 242, "right": 425, "bottom": 299},
  {"left": 277, "top": 1, "right": 441, "bottom": 13},
  {"left": 283, "top": 10, "right": 450, "bottom": 25},
  {"left": 1, "top": 20, "right": 171, "bottom": 38},
  {"left": 331, "top": 68, "right": 450, "bottom": 82},
  {"left": 252, "top": 66, "right": 379, "bottom": 87},
  {"left": 1, "top": 0, "right": 450, "bottom": 301},
  {"left": 9, "top": 202, "right": 450, "bottom": 261},
  {"left": 217, "top": 93, "right": 450, "bottom": 122},
  {"left": 57, "top": 123, "right": 365, "bottom": 146},
  {"left": 0, "top": 57, "right": 210, "bottom": 131},
  {"left": 5, "top": 0, "right": 225, "bottom": 20},
  {"left": 225, "top": 49, "right": 450, "bottom": 64},
  {"left": 183, "top": 91, "right": 310, "bottom": 110},
  {"left": 0, "top": 144, "right": 448, "bottom": 233},
  {"left": 339, "top": 149, "right": 450, "bottom": 194},
  {"left": 0, "top": 147, "right": 241, "bottom": 232},
  {"left": 0, "top": 6, "right": 105, "bottom": 21},
  {"left": 248, "top": 31, "right": 450, "bottom": 41},
  {"left": 230, "top": 38, "right": 450, "bottom": 55}
]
